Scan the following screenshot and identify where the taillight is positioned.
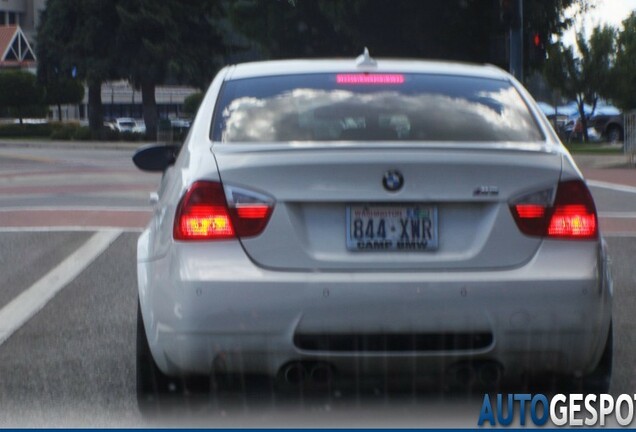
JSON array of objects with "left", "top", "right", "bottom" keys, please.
[
  {"left": 174, "top": 181, "right": 273, "bottom": 241},
  {"left": 510, "top": 179, "right": 598, "bottom": 239},
  {"left": 546, "top": 180, "right": 597, "bottom": 238}
]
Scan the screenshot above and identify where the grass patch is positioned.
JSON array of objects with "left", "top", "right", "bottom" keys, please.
[{"left": 565, "top": 142, "right": 624, "bottom": 155}]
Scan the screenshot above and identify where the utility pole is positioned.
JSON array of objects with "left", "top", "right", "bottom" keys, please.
[{"left": 509, "top": 0, "right": 523, "bottom": 81}]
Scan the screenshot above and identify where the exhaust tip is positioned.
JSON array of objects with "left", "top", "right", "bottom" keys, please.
[
  {"left": 282, "top": 362, "right": 307, "bottom": 385},
  {"left": 446, "top": 361, "right": 504, "bottom": 389},
  {"left": 447, "top": 363, "right": 477, "bottom": 387}
]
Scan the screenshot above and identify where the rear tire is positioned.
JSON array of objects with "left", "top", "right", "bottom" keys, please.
[
  {"left": 577, "top": 324, "right": 613, "bottom": 394},
  {"left": 136, "top": 299, "right": 181, "bottom": 414}
]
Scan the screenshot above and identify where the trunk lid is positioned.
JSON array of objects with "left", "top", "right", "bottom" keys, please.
[{"left": 213, "top": 143, "right": 562, "bottom": 271}]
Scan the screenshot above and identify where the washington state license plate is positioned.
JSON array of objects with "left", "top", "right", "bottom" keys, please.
[{"left": 346, "top": 205, "right": 438, "bottom": 252}]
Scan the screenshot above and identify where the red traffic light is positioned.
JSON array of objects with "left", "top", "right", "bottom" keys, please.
[{"left": 533, "top": 33, "right": 541, "bottom": 47}]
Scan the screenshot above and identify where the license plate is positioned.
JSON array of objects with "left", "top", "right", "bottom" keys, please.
[{"left": 346, "top": 205, "right": 438, "bottom": 251}]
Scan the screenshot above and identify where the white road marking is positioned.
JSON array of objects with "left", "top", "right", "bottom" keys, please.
[
  {"left": 599, "top": 212, "right": 636, "bottom": 218},
  {"left": 0, "top": 226, "right": 143, "bottom": 233},
  {"left": 0, "top": 230, "right": 121, "bottom": 346},
  {"left": 588, "top": 180, "right": 636, "bottom": 194},
  {"left": 0, "top": 206, "right": 150, "bottom": 212}
]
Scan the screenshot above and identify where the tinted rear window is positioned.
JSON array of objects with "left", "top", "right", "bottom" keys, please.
[{"left": 211, "top": 73, "right": 544, "bottom": 143}]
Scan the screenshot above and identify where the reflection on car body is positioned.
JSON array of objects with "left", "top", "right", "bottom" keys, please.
[{"left": 132, "top": 52, "right": 612, "bottom": 409}]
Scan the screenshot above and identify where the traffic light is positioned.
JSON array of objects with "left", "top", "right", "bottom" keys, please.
[{"left": 527, "top": 31, "right": 547, "bottom": 65}]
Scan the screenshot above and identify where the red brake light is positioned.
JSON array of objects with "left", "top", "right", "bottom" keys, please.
[
  {"left": 174, "top": 182, "right": 235, "bottom": 240},
  {"left": 515, "top": 204, "right": 545, "bottom": 219},
  {"left": 174, "top": 181, "right": 273, "bottom": 241},
  {"left": 336, "top": 73, "right": 405, "bottom": 85},
  {"left": 511, "top": 203, "right": 549, "bottom": 237},
  {"left": 510, "top": 180, "right": 598, "bottom": 239},
  {"left": 229, "top": 203, "right": 273, "bottom": 237},
  {"left": 235, "top": 204, "right": 270, "bottom": 219},
  {"left": 547, "top": 180, "right": 597, "bottom": 238},
  {"left": 177, "top": 206, "right": 234, "bottom": 239},
  {"left": 547, "top": 205, "right": 596, "bottom": 237}
]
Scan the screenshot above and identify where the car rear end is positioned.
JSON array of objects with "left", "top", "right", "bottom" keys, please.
[{"left": 137, "top": 60, "right": 612, "bottom": 389}]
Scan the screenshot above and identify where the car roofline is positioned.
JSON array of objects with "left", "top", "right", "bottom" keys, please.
[{"left": 226, "top": 58, "right": 511, "bottom": 82}]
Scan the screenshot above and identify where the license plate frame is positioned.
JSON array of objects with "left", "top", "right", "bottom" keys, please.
[{"left": 346, "top": 204, "right": 439, "bottom": 252}]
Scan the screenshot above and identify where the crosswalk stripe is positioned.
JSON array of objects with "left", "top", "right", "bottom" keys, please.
[{"left": 0, "top": 230, "right": 121, "bottom": 346}]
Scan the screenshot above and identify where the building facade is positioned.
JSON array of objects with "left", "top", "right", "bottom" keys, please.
[
  {"left": 79, "top": 81, "right": 198, "bottom": 123},
  {"left": 0, "top": 0, "right": 46, "bottom": 41}
]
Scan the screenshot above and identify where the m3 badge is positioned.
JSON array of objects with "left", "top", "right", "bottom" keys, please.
[{"left": 473, "top": 186, "right": 499, "bottom": 196}]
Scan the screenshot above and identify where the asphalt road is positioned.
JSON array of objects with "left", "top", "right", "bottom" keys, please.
[{"left": 0, "top": 145, "right": 634, "bottom": 427}]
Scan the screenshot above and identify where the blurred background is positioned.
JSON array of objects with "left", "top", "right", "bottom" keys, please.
[{"left": 0, "top": 0, "right": 634, "bottom": 148}]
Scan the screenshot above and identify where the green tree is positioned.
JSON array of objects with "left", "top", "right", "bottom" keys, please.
[
  {"left": 611, "top": 12, "right": 636, "bottom": 110},
  {"left": 167, "top": 2, "right": 226, "bottom": 89},
  {"left": 523, "top": 0, "right": 595, "bottom": 67},
  {"left": 544, "top": 25, "right": 616, "bottom": 142},
  {"left": 0, "top": 71, "right": 46, "bottom": 124},
  {"left": 115, "top": 1, "right": 173, "bottom": 141},
  {"left": 116, "top": 0, "right": 225, "bottom": 140},
  {"left": 37, "top": 0, "right": 119, "bottom": 135},
  {"left": 226, "top": 0, "right": 590, "bottom": 72}
]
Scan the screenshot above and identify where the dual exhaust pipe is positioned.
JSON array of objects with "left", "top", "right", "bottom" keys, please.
[
  {"left": 279, "top": 360, "right": 504, "bottom": 389},
  {"left": 446, "top": 361, "right": 504, "bottom": 388}
]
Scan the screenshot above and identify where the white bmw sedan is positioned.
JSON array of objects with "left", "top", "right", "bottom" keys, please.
[{"left": 133, "top": 53, "right": 612, "bottom": 404}]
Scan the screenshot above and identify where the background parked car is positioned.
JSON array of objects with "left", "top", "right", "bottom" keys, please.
[
  {"left": 113, "top": 117, "right": 137, "bottom": 133},
  {"left": 541, "top": 110, "right": 570, "bottom": 133},
  {"left": 542, "top": 103, "right": 623, "bottom": 143},
  {"left": 563, "top": 112, "right": 602, "bottom": 142},
  {"left": 588, "top": 113, "right": 623, "bottom": 143},
  {"left": 132, "top": 120, "right": 146, "bottom": 135}
]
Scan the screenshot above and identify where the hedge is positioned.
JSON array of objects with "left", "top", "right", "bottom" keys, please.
[
  {"left": 0, "top": 121, "right": 188, "bottom": 141},
  {"left": 0, "top": 123, "right": 53, "bottom": 138}
]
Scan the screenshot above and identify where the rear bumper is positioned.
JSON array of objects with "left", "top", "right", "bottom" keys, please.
[{"left": 137, "top": 234, "right": 612, "bottom": 379}]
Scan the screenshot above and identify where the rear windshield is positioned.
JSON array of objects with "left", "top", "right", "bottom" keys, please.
[{"left": 211, "top": 73, "right": 544, "bottom": 143}]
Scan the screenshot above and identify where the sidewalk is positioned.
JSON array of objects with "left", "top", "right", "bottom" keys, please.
[{"left": 572, "top": 153, "right": 632, "bottom": 169}]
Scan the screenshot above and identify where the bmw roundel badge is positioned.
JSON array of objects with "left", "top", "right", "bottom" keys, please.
[{"left": 383, "top": 170, "right": 404, "bottom": 192}]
